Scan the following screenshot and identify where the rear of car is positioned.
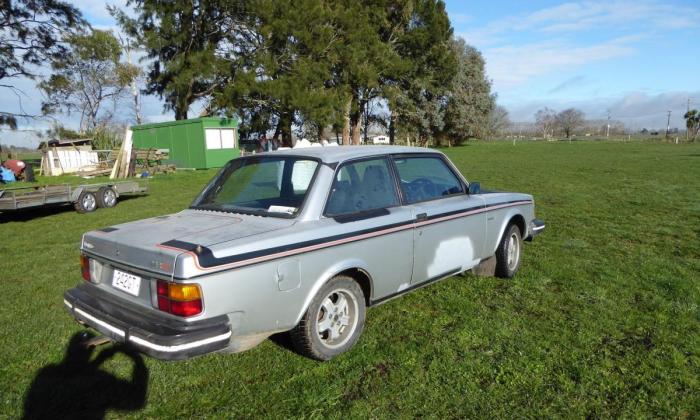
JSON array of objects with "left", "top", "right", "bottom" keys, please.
[
  {"left": 64, "top": 155, "right": 321, "bottom": 359},
  {"left": 64, "top": 251, "right": 232, "bottom": 360}
]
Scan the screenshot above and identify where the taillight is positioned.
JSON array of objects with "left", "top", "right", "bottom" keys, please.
[
  {"left": 80, "top": 255, "right": 103, "bottom": 283},
  {"left": 80, "top": 255, "right": 91, "bottom": 281},
  {"left": 156, "top": 280, "right": 203, "bottom": 317}
]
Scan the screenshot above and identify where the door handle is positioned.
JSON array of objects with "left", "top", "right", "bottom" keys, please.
[{"left": 416, "top": 212, "right": 428, "bottom": 221}]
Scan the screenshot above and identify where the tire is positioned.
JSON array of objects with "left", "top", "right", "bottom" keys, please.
[
  {"left": 290, "top": 275, "right": 366, "bottom": 360},
  {"left": 495, "top": 223, "right": 523, "bottom": 278},
  {"left": 74, "top": 191, "right": 98, "bottom": 213},
  {"left": 96, "top": 186, "right": 118, "bottom": 208}
]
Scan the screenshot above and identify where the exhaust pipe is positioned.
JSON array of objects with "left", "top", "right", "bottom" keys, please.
[{"left": 81, "top": 333, "right": 113, "bottom": 349}]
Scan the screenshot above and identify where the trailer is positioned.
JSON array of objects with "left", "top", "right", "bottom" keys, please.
[{"left": 0, "top": 181, "right": 148, "bottom": 213}]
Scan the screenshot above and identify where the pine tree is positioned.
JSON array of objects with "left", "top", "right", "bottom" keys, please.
[
  {"left": 386, "top": 0, "right": 457, "bottom": 145},
  {"left": 113, "top": 0, "right": 228, "bottom": 120}
]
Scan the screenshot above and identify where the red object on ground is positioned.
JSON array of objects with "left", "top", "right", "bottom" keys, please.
[{"left": 3, "top": 159, "right": 26, "bottom": 176}]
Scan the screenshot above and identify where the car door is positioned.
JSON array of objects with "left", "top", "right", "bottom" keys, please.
[
  {"left": 324, "top": 157, "right": 415, "bottom": 298},
  {"left": 392, "top": 154, "right": 486, "bottom": 285}
]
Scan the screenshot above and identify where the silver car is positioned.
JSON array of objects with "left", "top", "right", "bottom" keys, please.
[{"left": 64, "top": 146, "right": 545, "bottom": 360}]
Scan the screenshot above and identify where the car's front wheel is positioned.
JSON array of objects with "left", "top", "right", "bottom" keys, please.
[
  {"left": 495, "top": 223, "right": 522, "bottom": 278},
  {"left": 290, "top": 275, "right": 366, "bottom": 360}
]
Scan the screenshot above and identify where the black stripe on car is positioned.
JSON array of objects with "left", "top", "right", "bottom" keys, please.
[{"left": 160, "top": 200, "right": 531, "bottom": 272}]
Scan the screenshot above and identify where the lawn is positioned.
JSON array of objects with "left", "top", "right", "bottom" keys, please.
[{"left": 1, "top": 140, "right": 698, "bottom": 418}]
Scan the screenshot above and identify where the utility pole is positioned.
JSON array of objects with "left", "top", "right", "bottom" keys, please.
[
  {"left": 666, "top": 110, "right": 671, "bottom": 140},
  {"left": 606, "top": 110, "right": 611, "bottom": 138}
]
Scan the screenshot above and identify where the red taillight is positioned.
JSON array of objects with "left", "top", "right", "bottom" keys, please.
[
  {"left": 170, "top": 300, "right": 203, "bottom": 317},
  {"left": 156, "top": 280, "right": 202, "bottom": 317},
  {"left": 80, "top": 255, "right": 90, "bottom": 281},
  {"left": 156, "top": 280, "right": 169, "bottom": 296}
]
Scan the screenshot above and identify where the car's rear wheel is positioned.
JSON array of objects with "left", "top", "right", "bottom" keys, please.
[
  {"left": 495, "top": 223, "right": 522, "bottom": 278},
  {"left": 74, "top": 191, "right": 97, "bottom": 213},
  {"left": 290, "top": 275, "right": 366, "bottom": 360}
]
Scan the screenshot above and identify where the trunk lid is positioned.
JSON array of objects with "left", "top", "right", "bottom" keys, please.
[{"left": 82, "top": 209, "right": 294, "bottom": 276}]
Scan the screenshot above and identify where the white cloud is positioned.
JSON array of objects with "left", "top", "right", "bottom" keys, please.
[
  {"left": 484, "top": 36, "right": 637, "bottom": 90},
  {"left": 460, "top": 0, "right": 700, "bottom": 45},
  {"left": 455, "top": 1, "right": 700, "bottom": 91}
]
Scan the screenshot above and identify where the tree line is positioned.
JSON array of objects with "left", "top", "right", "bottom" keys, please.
[{"left": 1, "top": 0, "right": 504, "bottom": 146}]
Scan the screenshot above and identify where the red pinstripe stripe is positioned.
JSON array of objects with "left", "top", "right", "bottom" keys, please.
[{"left": 158, "top": 200, "right": 531, "bottom": 273}]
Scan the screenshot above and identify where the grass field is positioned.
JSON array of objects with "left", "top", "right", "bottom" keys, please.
[{"left": 1, "top": 141, "right": 698, "bottom": 418}]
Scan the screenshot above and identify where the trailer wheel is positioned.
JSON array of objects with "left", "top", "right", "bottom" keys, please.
[
  {"left": 74, "top": 191, "right": 98, "bottom": 213},
  {"left": 96, "top": 186, "right": 118, "bottom": 208}
]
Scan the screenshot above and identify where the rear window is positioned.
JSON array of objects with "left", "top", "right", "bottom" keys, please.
[{"left": 192, "top": 156, "right": 319, "bottom": 217}]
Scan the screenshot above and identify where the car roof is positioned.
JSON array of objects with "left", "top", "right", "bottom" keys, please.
[{"left": 262, "top": 145, "right": 441, "bottom": 163}]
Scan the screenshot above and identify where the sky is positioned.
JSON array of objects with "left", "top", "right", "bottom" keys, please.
[
  {"left": 2, "top": 0, "right": 699, "bottom": 147},
  {"left": 446, "top": 0, "right": 700, "bottom": 126}
]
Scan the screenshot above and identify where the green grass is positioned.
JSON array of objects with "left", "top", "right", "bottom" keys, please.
[{"left": 1, "top": 141, "right": 698, "bottom": 418}]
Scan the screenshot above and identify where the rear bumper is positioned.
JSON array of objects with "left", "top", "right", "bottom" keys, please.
[
  {"left": 64, "top": 284, "right": 231, "bottom": 361},
  {"left": 526, "top": 218, "right": 545, "bottom": 240}
]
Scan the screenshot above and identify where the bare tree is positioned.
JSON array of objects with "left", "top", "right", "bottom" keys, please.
[
  {"left": 39, "top": 30, "right": 138, "bottom": 132},
  {"left": 535, "top": 107, "right": 557, "bottom": 139},
  {"left": 556, "top": 108, "right": 585, "bottom": 140}
]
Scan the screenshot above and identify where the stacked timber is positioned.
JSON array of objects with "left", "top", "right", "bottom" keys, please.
[
  {"left": 132, "top": 148, "right": 174, "bottom": 174},
  {"left": 110, "top": 129, "right": 133, "bottom": 179}
]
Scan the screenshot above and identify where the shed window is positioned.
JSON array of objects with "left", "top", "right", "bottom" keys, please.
[{"left": 205, "top": 128, "right": 237, "bottom": 149}]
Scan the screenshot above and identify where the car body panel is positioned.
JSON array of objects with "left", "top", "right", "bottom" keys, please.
[{"left": 65, "top": 146, "right": 544, "bottom": 359}]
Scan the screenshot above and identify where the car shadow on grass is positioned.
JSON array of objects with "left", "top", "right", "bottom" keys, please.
[
  {"left": 23, "top": 331, "right": 148, "bottom": 420},
  {"left": 268, "top": 331, "right": 298, "bottom": 354}
]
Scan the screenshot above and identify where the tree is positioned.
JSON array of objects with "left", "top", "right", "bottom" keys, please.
[
  {"left": 0, "top": 0, "right": 86, "bottom": 128},
  {"left": 487, "top": 105, "right": 511, "bottom": 139},
  {"left": 684, "top": 109, "right": 699, "bottom": 141},
  {"left": 113, "top": 0, "right": 228, "bottom": 120},
  {"left": 211, "top": 0, "right": 342, "bottom": 146},
  {"left": 443, "top": 37, "right": 494, "bottom": 143},
  {"left": 387, "top": 0, "right": 456, "bottom": 146},
  {"left": 535, "top": 107, "right": 556, "bottom": 139},
  {"left": 39, "top": 30, "right": 138, "bottom": 131},
  {"left": 556, "top": 108, "right": 585, "bottom": 140}
]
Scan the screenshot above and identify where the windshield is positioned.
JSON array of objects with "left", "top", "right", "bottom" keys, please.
[{"left": 192, "top": 156, "right": 319, "bottom": 217}]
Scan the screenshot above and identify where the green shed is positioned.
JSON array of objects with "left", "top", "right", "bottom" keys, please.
[{"left": 131, "top": 117, "right": 239, "bottom": 169}]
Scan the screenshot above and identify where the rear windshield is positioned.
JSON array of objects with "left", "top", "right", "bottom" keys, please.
[{"left": 192, "top": 156, "right": 319, "bottom": 217}]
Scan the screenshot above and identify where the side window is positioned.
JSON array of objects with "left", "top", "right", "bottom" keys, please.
[
  {"left": 394, "top": 156, "right": 464, "bottom": 204},
  {"left": 325, "top": 158, "right": 399, "bottom": 216}
]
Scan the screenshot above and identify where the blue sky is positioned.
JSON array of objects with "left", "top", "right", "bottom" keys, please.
[
  {"left": 2, "top": 0, "right": 699, "bottom": 147},
  {"left": 446, "top": 0, "right": 700, "bottom": 125}
]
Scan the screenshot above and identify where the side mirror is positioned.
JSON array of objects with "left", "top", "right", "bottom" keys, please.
[{"left": 468, "top": 182, "right": 480, "bottom": 195}]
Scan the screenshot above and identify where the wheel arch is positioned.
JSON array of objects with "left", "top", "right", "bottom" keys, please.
[
  {"left": 293, "top": 259, "right": 373, "bottom": 326},
  {"left": 492, "top": 210, "right": 527, "bottom": 254},
  {"left": 70, "top": 186, "right": 86, "bottom": 202}
]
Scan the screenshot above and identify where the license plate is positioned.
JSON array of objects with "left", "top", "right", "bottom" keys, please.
[{"left": 112, "top": 269, "right": 141, "bottom": 296}]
